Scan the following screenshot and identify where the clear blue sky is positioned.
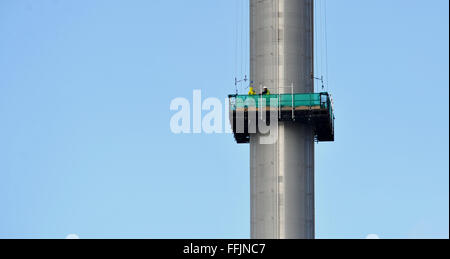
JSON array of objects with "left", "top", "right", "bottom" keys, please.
[{"left": 0, "top": 0, "right": 448, "bottom": 239}]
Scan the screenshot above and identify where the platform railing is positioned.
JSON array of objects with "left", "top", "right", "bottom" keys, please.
[{"left": 228, "top": 89, "right": 335, "bottom": 143}]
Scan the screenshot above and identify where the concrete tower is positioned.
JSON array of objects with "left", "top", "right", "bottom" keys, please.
[{"left": 249, "top": 0, "right": 315, "bottom": 239}]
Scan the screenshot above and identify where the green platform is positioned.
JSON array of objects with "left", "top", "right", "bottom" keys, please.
[{"left": 228, "top": 92, "right": 335, "bottom": 143}]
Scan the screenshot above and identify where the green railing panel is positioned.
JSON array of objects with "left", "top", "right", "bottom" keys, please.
[{"left": 231, "top": 93, "right": 325, "bottom": 110}]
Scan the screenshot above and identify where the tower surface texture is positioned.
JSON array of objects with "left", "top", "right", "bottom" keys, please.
[{"left": 250, "top": 0, "right": 315, "bottom": 239}]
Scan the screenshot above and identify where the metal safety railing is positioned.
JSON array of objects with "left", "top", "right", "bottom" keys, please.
[{"left": 228, "top": 93, "right": 328, "bottom": 111}]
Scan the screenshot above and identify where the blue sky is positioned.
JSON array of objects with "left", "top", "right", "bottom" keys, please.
[{"left": 0, "top": 0, "right": 448, "bottom": 239}]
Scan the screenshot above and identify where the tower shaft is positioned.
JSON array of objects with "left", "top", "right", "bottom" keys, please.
[{"left": 250, "top": 0, "right": 315, "bottom": 239}]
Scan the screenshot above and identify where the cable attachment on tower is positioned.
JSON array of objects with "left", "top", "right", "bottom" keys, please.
[
  {"left": 313, "top": 75, "right": 325, "bottom": 91},
  {"left": 234, "top": 75, "right": 248, "bottom": 94}
]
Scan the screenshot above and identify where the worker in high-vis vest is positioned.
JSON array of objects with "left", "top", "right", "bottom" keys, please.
[
  {"left": 262, "top": 86, "right": 270, "bottom": 95},
  {"left": 248, "top": 81, "right": 256, "bottom": 95}
]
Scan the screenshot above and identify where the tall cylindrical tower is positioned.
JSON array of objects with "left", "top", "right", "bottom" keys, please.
[{"left": 250, "top": 0, "right": 315, "bottom": 239}]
